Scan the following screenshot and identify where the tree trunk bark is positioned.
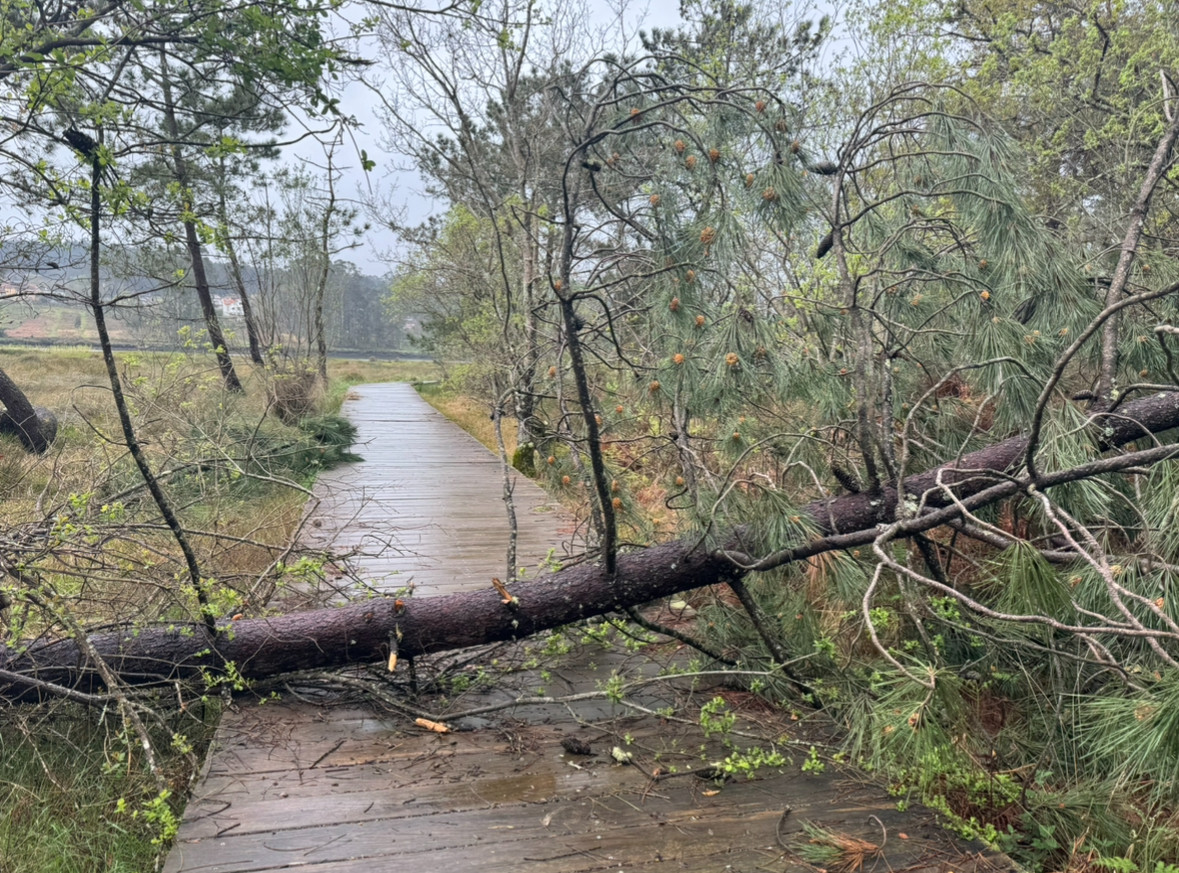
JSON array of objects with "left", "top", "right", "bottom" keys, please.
[
  {"left": 1094, "top": 104, "right": 1179, "bottom": 410},
  {"left": 0, "top": 366, "right": 56, "bottom": 453},
  {"left": 4, "top": 389, "right": 1179, "bottom": 700},
  {"left": 219, "top": 187, "right": 267, "bottom": 366},
  {"left": 1, "top": 540, "right": 737, "bottom": 701},
  {"left": 184, "top": 218, "right": 245, "bottom": 392},
  {"left": 232, "top": 259, "right": 267, "bottom": 366},
  {"left": 313, "top": 269, "right": 329, "bottom": 385}
]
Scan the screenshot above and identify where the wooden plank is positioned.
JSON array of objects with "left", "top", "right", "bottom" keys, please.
[
  {"left": 198, "top": 704, "right": 632, "bottom": 778},
  {"left": 193, "top": 750, "right": 707, "bottom": 837},
  {"left": 166, "top": 769, "right": 1012, "bottom": 873},
  {"left": 197, "top": 689, "right": 712, "bottom": 779},
  {"left": 165, "top": 781, "right": 793, "bottom": 873}
]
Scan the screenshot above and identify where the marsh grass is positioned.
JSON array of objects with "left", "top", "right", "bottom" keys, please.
[{"left": 0, "top": 702, "right": 221, "bottom": 873}]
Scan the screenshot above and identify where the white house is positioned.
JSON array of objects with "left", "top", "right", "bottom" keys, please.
[{"left": 215, "top": 296, "right": 244, "bottom": 318}]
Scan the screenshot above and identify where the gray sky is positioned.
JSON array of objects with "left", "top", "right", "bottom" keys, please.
[
  {"left": 326, "top": 0, "right": 845, "bottom": 277},
  {"left": 305, "top": 0, "right": 687, "bottom": 276}
]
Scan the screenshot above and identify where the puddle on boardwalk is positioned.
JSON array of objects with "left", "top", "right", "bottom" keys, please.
[{"left": 461, "top": 770, "right": 560, "bottom": 804}]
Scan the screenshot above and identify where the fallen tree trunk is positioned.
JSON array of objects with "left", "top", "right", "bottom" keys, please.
[
  {"left": 0, "top": 540, "right": 741, "bottom": 700},
  {"left": 805, "top": 388, "right": 1179, "bottom": 536},
  {"left": 3, "top": 389, "right": 1179, "bottom": 699},
  {"left": 0, "top": 366, "right": 57, "bottom": 453}
]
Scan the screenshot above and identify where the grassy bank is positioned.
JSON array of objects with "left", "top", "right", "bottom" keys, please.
[{"left": 415, "top": 381, "right": 516, "bottom": 457}]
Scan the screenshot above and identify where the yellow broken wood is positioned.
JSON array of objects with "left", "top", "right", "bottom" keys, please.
[{"left": 491, "top": 577, "right": 516, "bottom": 605}]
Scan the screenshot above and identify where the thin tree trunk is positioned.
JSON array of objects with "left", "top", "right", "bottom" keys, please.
[
  {"left": 83, "top": 154, "right": 217, "bottom": 640},
  {"left": 229, "top": 247, "right": 266, "bottom": 365},
  {"left": 184, "top": 218, "right": 244, "bottom": 391},
  {"left": 513, "top": 211, "right": 544, "bottom": 449},
  {"left": 558, "top": 169, "right": 616, "bottom": 573},
  {"left": 158, "top": 49, "right": 243, "bottom": 392},
  {"left": 310, "top": 171, "right": 336, "bottom": 385},
  {"left": 218, "top": 178, "right": 266, "bottom": 365},
  {"left": 1094, "top": 103, "right": 1179, "bottom": 409},
  {"left": 313, "top": 265, "right": 329, "bottom": 384}
]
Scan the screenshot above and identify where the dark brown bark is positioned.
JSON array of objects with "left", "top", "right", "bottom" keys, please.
[
  {"left": 184, "top": 218, "right": 244, "bottom": 392},
  {"left": 84, "top": 156, "right": 218, "bottom": 640},
  {"left": 313, "top": 267, "right": 329, "bottom": 385},
  {"left": 3, "top": 388, "right": 1179, "bottom": 700},
  {"left": 807, "top": 389, "right": 1179, "bottom": 537},
  {"left": 222, "top": 225, "right": 266, "bottom": 366},
  {"left": 0, "top": 366, "right": 57, "bottom": 453},
  {"left": 233, "top": 265, "right": 266, "bottom": 366},
  {"left": 1, "top": 541, "right": 739, "bottom": 700}
]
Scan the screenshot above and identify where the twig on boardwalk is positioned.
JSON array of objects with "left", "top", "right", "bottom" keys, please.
[
  {"left": 315, "top": 673, "right": 432, "bottom": 720},
  {"left": 428, "top": 669, "right": 780, "bottom": 722},
  {"left": 776, "top": 806, "right": 794, "bottom": 850},
  {"left": 867, "top": 814, "right": 888, "bottom": 850}
]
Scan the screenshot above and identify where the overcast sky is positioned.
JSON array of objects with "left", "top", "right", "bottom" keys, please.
[{"left": 302, "top": 0, "right": 689, "bottom": 277}]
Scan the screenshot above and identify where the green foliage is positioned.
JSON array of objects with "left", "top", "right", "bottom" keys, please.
[
  {"left": 12, "top": 0, "right": 1172, "bottom": 870},
  {"left": 133, "top": 790, "right": 181, "bottom": 846},
  {"left": 1098, "top": 860, "right": 1179, "bottom": 873},
  {"left": 987, "top": 541, "right": 1074, "bottom": 624},
  {"left": 715, "top": 743, "right": 787, "bottom": 778},
  {"left": 297, "top": 414, "right": 362, "bottom": 465},
  {"left": 386, "top": 205, "right": 521, "bottom": 383},
  {"left": 1078, "top": 672, "right": 1179, "bottom": 802},
  {"left": 927, "top": 0, "right": 1179, "bottom": 235},
  {"left": 511, "top": 442, "right": 537, "bottom": 477},
  {"left": 699, "top": 695, "right": 738, "bottom": 738},
  {"left": 801, "top": 745, "right": 826, "bottom": 774}
]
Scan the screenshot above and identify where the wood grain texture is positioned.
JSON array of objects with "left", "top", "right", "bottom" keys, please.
[{"left": 298, "top": 382, "right": 574, "bottom": 597}]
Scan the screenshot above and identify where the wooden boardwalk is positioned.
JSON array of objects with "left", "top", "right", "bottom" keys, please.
[
  {"left": 163, "top": 382, "right": 1016, "bottom": 873},
  {"left": 298, "top": 382, "right": 572, "bottom": 597}
]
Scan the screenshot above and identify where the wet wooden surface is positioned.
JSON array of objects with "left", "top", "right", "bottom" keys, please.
[
  {"left": 298, "top": 382, "right": 574, "bottom": 597},
  {"left": 164, "top": 382, "right": 1017, "bottom": 873},
  {"left": 166, "top": 699, "right": 1014, "bottom": 873}
]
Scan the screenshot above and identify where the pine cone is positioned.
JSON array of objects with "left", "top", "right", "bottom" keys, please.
[
  {"left": 561, "top": 736, "right": 594, "bottom": 756},
  {"left": 63, "top": 127, "right": 98, "bottom": 160}
]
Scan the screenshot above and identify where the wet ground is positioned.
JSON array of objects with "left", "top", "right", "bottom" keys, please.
[
  {"left": 162, "top": 383, "right": 1017, "bottom": 873},
  {"left": 297, "top": 382, "right": 575, "bottom": 598}
]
